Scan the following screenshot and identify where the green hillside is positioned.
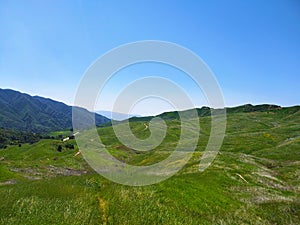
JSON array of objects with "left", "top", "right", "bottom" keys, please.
[
  {"left": 0, "top": 88, "right": 109, "bottom": 133},
  {"left": 0, "top": 128, "right": 41, "bottom": 148},
  {"left": 0, "top": 106, "right": 299, "bottom": 224}
]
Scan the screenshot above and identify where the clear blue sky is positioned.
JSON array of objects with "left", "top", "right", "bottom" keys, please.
[{"left": 0, "top": 0, "right": 299, "bottom": 115}]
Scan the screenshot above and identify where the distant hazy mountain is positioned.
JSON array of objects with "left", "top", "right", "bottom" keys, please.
[
  {"left": 0, "top": 88, "right": 110, "bottom": 133},
  {"left": 96, "top": 110, "right": 141, "bottom": 121}
]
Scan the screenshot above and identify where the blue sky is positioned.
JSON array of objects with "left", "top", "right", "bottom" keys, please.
[{"left": 0, "top": 0, "right": 299, "bottom": 115}]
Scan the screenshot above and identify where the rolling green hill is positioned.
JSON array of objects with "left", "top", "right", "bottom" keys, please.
[
  {"left": 0, "top": 88, "right": 109, "bottom": 133},
  {"left": 0, "top": 105, "right": 299, "bottom": 224}
]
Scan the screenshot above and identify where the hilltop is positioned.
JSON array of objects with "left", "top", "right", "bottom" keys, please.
[{"left": 128, "top": 103, "right": 300, "bottom": 122}]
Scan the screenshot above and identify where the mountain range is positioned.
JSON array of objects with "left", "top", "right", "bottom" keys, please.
[
  {"left": 0, "top": 88, "right": 109, "bottom": 133},
  {"left": 96, "top": 110, "right": 141, "bottom": 121},
  {"left": 1, "top": 88, "right": 299, "bottom": 133}
]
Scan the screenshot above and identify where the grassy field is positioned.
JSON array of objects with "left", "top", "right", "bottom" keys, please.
[{"left": 0, "top": 106, "right": 299, "bottom": 224}]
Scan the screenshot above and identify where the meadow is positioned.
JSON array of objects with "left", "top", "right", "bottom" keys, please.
[{"left": 0, "top": 106, "right": 299, "bottom": 224}]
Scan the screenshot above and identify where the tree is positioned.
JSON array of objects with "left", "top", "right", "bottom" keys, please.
[
  {"left": 57, "top": 145, "right": 62, "bottom": 152},
  {"left": 65, "top": 143, "right": 74, "bottom": 149}
]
